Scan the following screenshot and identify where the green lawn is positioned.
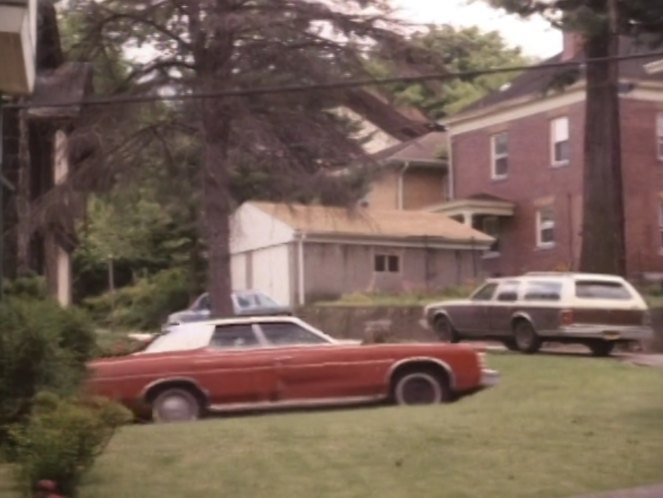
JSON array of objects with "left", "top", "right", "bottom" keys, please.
[{"left": 2, "top": 354, "right": 663, "bottom": 498}]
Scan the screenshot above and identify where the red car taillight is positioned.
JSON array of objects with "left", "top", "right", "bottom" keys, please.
[{"left": 560, "top": 309, "right": 574, "bottom": 326}]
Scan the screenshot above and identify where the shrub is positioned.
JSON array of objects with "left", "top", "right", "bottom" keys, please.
[
  {"left": 10, "top": 392, "right": 132, "bottom": 497},
  {"left": 83, "top": 267, "right": 191, "bottom": 331},
  {"left": 0, "top": 298, "right": 95, "bottom": 440},
  {"left": 94, "top": 333, "right": 152, "bottom": 358}
]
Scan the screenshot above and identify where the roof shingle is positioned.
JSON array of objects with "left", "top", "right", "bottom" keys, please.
[{"left": 249, "top": 201, "right": 493, "bottom": 245}]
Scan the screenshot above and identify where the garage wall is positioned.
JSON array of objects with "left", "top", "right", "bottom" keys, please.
[
  {"left": 230, "top": 203, "right": 293, "bottom": 253},
  {"left": 231, "top": 253, "right": 249, "bottom": 290},
  {"left": 245, "top": 244, "right": 292, "bottom": 306},
  {"left": 302, "top": 242, "right": 483, "bottom": 303}
]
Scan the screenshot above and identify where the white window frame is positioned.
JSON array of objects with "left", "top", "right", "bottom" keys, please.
[
  {"left": 536, "top": 207, "right": 556, "bottom": 249},
  {"left": 374, "top": 252, "right": 401, "bottom": 274},
  {"left": 551, "top": 116, "right": 570, "bottom": 166},
  {"left": 657, "top": 113, "right": 663, "bottom": 161},
  {"left": 491, "top": 132, "right": 509, "bottom": 180}
]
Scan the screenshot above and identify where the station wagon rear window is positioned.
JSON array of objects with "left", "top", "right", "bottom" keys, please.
[
  {"left": 575, "top": 281, "right": 632, "bottom": 300},
  {"left": 523, "top": 281, "right": 562, "bottom": 301}
]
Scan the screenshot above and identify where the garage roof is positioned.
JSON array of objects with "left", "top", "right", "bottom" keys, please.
[{"left": 249, "top": 201, "right": 493, "bottom": 246}]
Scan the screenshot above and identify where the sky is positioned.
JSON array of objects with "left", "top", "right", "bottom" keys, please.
[{"left": 389, "top": 0, "right": 561, "bottom": 59}]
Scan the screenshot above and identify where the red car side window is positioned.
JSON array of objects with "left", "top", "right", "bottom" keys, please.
[
  {"left": 210, "top": 324, "right": 259, "bottom": 349},
  {"left": 259, "top": 323, "right": 327, "bottom": 346}
]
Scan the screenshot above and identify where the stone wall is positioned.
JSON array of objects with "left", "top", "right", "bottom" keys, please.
[
  {"left": 300, "top": 306, "right": 663, "bottom": 353},
  {"left": 299, "top": 306, "right": 435, "bottom": 343}
]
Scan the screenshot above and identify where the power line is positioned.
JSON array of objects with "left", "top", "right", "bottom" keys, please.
[{"left": 4, "top": 49, "right": 663, "bottom": 111}]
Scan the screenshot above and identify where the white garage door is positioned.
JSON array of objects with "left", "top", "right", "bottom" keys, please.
[
  {"left": 230, "top": 253, "right": 248, "bottom": 290},
  {"left": 241, "top": 245, "right": 292, "bottom": 306}
]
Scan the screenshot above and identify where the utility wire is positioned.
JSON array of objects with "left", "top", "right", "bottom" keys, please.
[{"left": 4, "top": 49, "right": 663, "bottom": 110}]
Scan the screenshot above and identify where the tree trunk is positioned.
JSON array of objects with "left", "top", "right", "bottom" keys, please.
[
  {"left": 579, "top": 22, "right": 626, "bottom": 275},
  {"left": 16, "top": 108, "right": 31, "bottom": 276},
  {"left": 201, "top": 100, "right": 234, "bottom": 317},
  {"left": 107, "top": 256, "right": 115, "bottom": 294}
]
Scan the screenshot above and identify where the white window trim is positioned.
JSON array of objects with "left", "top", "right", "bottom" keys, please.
[
  {"left": 551, "top": 116, "right": 570, "bottom": 167},
  {"left": 656, "top": 113, "right": 663, "bottom": 162},
  {"left": 491, "top": 132, "right": 508, "bottom": 180},
  {"left": 482, "top": 216, "right": 501, "bottom": 256},
  {"left": 536, "top": 207, "right": 556, "bottom": 249}
]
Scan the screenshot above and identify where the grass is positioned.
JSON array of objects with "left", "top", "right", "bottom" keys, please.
[{"left": 3, "top": 353, "right": 661, "bottom": 498}]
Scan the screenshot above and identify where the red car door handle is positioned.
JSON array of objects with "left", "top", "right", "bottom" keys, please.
[{"left": 275, "top": 356, "right": 293, "bottom": 362}]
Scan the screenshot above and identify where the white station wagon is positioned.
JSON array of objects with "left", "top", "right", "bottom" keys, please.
[{"left": 423, "top": 272, "right": 654, "bottom": 356}]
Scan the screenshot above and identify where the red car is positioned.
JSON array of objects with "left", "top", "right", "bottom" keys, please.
[{"left": 87, "top": 317, "right": 499, "bottom": 422}]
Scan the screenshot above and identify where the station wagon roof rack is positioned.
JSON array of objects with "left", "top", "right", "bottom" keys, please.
[{"left": 523, "top": 271, "right": 623, "bottom": 279}]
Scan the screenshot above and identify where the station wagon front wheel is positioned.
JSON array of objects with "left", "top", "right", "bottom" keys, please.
[
  {"left": 433, "top": 315, "right": 459, "bottom": 343},
  {"left": 513, "top": 320, "right": 542, "bottom": 354},
  {"left": 152, "top": 388, "right": 202, "bottom": 423},
  {"left": 588, "top": 341, "right": 615, "bottom": 357}
]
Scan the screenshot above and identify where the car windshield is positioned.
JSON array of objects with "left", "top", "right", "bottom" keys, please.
[
  {"left": 470, "top": 283, "right": 497, "bottom": 301},
  {"left": 235, "top": 291, "right": 279, "bottom": 309}
]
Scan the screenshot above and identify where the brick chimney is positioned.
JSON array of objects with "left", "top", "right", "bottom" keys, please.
[{"left": 562, "top": 31, "right": 584, "bottom": 61}]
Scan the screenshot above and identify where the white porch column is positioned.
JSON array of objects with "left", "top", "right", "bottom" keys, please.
[
  {"left": 462, "top": 211, "right": 473, "bottom": 227},
  {"left": 53, "top": 129, "right": 71, "bottom": 307}
]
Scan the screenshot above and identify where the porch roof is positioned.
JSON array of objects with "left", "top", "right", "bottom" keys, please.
[{"left": 426, "top": 194, "right": 516, "bottom": 218}]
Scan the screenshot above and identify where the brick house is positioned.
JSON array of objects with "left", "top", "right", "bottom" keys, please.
[{"left": 433, "top": 34, "right": 663, "bottom": 279}]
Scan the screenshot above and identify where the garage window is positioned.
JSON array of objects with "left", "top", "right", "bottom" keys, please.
[{"left": 374, "top": 253, "right": 400, "bottom": 273}]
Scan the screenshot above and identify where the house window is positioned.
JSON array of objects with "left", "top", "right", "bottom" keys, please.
[
  {"left": 491, "top": 132, "right": 508, "bottom": 179},
  {"left": 536, "top": 207, "right": 555, "bottom": 248},
  {"left": 374, "top": 253, "right": 400, "bottom": 273},
  {"left": 657, "top": 113, "right": 663, "bottom": 161},
  {"left": 551, "top": 116, "right": 570, "bottom": 165},
  {"left": 482, "top": 216, "right": 501, "bottom": 253}
]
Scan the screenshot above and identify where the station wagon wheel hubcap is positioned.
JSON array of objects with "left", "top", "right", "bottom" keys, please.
[
  {"left": 513, "top": 320, "right": 541, "bottom": 353},
  {"left": 396, "top": 373, "right": 442, "bottom": 405}
]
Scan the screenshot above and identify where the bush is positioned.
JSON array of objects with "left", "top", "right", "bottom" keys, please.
[
  {"left": 10, "top": 392, "right": 132, "bottom": 497},
  {"left": 0, "top": 298, "right": 95, "bottom": 439},
  {"left": 94, "top": 333, "right": 153, "bottom": 358},
  {"left": 83, "top": 268, "right": 191, "bottom": 331}
]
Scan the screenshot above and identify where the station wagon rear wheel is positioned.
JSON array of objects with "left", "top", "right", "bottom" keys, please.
[
  {"left": 588, "top": 341, "right": 615, "bottom": 357},
  {"left": 152, "top": 388, "right": 201, "bottom": 423},
  {"left": 393, "top": 371, "right": 450, "bottom": 406},
  {"left": 433, "top": 316, "right": 459, "bottom": 343},
  {"left": 513, "top": 320, "right": 542, "bottom": 354}
]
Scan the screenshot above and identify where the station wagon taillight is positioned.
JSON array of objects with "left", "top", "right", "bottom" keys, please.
[{"left": 560, "top": 309, "right": 574, "bottom": 326}]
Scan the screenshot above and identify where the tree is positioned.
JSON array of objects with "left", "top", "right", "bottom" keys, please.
[
  {"left": 59, "top": 0, "right": 439, "bottom": 316},
  {"left": 483, "top": 0, "right": 663, "bottom": 276},
  {"left": 369, "top": 25, "right": 531, "bottom": 119}
]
